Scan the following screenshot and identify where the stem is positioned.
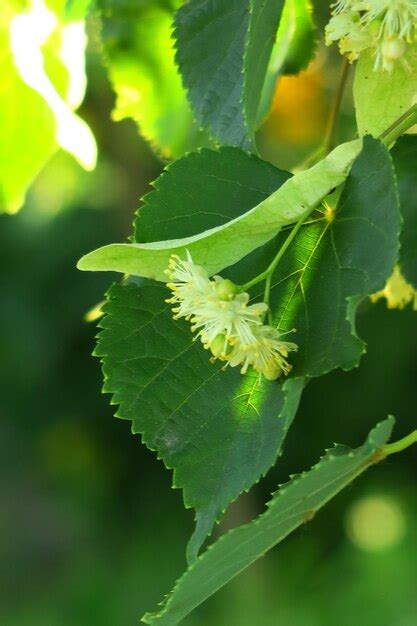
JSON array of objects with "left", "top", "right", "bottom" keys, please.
[
  {"left": 240, "top": 213, "right": 308, "bottom": 293},
  {"left": 297, "top": 60, "right": 350, "bottom": 170},
  {"left": 382, "top": 429, "right": 417, "bottom": 457},
  {"left": 323, "top": 58, "right": 350, "bottom": 154},
  {"left": 379, "top": 104, "right": 417, "bottom": 147},
  {"left": 240, "top": 104, "right": 417, "bottom": 297}
]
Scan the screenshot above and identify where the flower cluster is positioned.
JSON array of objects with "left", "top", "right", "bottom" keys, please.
[
  {"left": 325, "top": 0, "right": 417, "bottom": 71},
  {"left": 370, "top": 265, "right": 417, "bottom": 309},
  {"left": 165, "top": 252, "right": 298, "bottom": 380}
]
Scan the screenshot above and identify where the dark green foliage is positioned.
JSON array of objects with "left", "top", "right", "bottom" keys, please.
[
  {"left": 97, "top": 148, "right": 301, "bottom": 559},
  {"left": 392, "top": 135, "right": 417, "bottom": 287},
  {"left": 269, "top": 137, "right": 401, "bottom": 376},
  {"left": 174, "top": 0, "right": 285, "bottom": 148}
]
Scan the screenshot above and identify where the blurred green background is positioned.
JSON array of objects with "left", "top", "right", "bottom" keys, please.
[{"left": 1, "top": 7, "right": 417, "bottom": 626}]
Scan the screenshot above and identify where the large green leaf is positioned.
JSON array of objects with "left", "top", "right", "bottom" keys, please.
[
  {"left": 98, "top": 0, "right": 209, "bottom": 159},
  {"left": 98, "top": 283, "right": 304, "bottom": 562},
  {"left": 142, "top": 417, "right": 395, "bottom": 626},
  {"left": 354, "top": 46, "right": 417, "bottom": 137},
  {"left": 77, "top": 140, "right": 361, "bottom": 279},
  {"left": 268, "top": 136, "right": 401, "bottom": 377},
  {"left": 173, "top": 0, "right": 285, "bottom": 148},
  {"left": 392, "top": 135, "right": 417, "bottom": 288},
  {"left": 95, "top": 149, "right": 305, "bottom": 559},
  {"left": 1, "top": 0, "right": 96, "bottom": 213}
]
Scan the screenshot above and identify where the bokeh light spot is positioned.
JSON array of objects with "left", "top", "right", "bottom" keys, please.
[{"left": 346, "top": 494, "right": 406, "bottom": 552}]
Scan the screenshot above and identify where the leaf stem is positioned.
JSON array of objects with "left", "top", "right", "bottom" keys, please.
[
  {"left": 240, "top": 212, "right": 308, "bottom": 293},
  {"left": 379, "top": 104, "right": 417, "bottom": 147},
  {"left": 298, "top": 59, "right": 350, "bottom": 170},
  {"left": 323, "top": 58, "right": 350, "bottom": 155},
  {"left": 382, "top": 429, "right": 417, "bottom": 457}
]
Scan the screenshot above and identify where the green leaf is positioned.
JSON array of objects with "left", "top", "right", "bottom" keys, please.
[
  {"left": 98, "top": 0, "right": 209, "bottom": 159},
  {"left": 268, "top": 136, "right": 401, "bottom": 377},
  {"left": 0, "top": 11, "right": 55, "bottom": 213},
  {"left": 142, "top": 416, "right": 395, "bottom": 626},
  {"left": 173, "top": 0, "right": 285, "bottom": 148},
  {"left": 257, "top": 0, "right": 316, "bottom": 125},
  {"left": 77, "top": 140, "right": 361, "bottom": 279},
  {"left": 392, "top": 135, "right": 417, "bottom": 288},
  {"left": 0, "top": 0, "right": 96, "bottom": 213},
  {"left": 97, "top": 282, "right": 305, "bottom": 561},
  {"left": 354, "top": 46, "right": 417, "bottom": 137},
  {"left": 94, "top": 149, "right": 305, "bottom": 558}
]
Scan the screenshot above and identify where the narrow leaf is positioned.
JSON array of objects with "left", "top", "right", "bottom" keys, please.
[{"left": 142, "top": 417, "right": 395, "bottom": 626}]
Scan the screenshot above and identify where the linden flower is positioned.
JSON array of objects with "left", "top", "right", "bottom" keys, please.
[
  {"left": 325, "top": 0, "right": 417, "bottom": 71},
  {"left": 224, "top": 325, "right": 298, "bottom": 380},
  {"left": 165, "top": 253, "right": 297, "bottom": 379},
  {"left": 165, "top": 251, "right": 213, "bottom": 320},
  {"left": 370, "top": 265, "right": 417, "bottom": 309}
]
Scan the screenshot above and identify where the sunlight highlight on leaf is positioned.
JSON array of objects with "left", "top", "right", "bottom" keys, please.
[{"left": 10, "top": 0, "right": 96, "bottom": 170}]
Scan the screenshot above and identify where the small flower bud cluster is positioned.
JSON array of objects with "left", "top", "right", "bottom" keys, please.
[
  {"left": 325, "top": 0, "right": 417, "bottom": 72},
  {"left": 165, "top": 252, "right": 298, "bottom": 380}
]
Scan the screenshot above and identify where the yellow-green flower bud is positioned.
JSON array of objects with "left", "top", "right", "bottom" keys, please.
[
  {"left": 381, "top": 38, "right": 406, "bottom": 62},
  {"left": 262, "top": 364, "right": 283, "bottom": 381},
  {"left": 209, "top": 334, "right": 228, "bottom": 358},
  {"left": 215, "top": 278, "right": 238, "bottom": 301}
]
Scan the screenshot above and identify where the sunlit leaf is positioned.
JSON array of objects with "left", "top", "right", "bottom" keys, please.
[
  {"left": 354, "top": 46, "right": 417, "bottom": 137},
  {"left": 98, "top": 0, "right": 209, "bottom": 160},
  {"left": 0, "top": 0, "right": 96, "bottom": 214}
]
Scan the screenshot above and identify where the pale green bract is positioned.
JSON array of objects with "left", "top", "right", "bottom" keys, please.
[
  {"left": 77, "top": 139, "right": 361, "bottom": 280},
  {"left": 354, "top": 47, "right": 417, "bottom": 137}
]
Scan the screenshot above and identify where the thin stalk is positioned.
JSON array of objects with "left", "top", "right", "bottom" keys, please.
[
  {"left": 299, "top": 59, "right": 350, "bottom": 170},
  {"left": 379, "top": 104, "right": 417, "bottom": 147},
  {"left": 240, "top": 212, "right": 308, "bottom": 293},
  {"left": 323, "top": 58, "right": 350, "bottom": 154},
  {"left": 382, "top": 429, "right": 417, "bottom": 457}
]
